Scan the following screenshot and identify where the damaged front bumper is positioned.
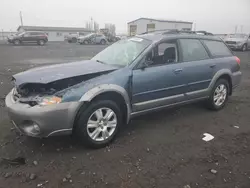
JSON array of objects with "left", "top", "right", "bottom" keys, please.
[{"left": 5, "top": 89, "right": 81, "bottom": 137}]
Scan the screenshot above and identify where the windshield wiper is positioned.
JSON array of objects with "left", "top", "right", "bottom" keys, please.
[{"left": 96, "top": 60, "right": 106, "bottom": 64}]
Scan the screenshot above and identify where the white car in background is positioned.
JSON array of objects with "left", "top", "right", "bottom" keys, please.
[{"left": 224, "top": 34, "right": 250, "bottom": 51}]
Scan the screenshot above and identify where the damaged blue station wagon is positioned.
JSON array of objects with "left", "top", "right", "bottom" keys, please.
[{"left": 5, "top": 30, "right": 241, "bottom": 148}]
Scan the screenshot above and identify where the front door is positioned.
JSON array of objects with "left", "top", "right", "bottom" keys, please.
[
  {"left": 22, "top": 32, "right": 33, "bottom": 43},
  {"left": 132, "top": 40, "right": 186, "bottom": 113}
]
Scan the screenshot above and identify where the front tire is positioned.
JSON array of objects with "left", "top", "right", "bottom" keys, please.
[
  {"left": 75, "top": 100, "right": 122, "bottom": 148},
  {"left": 72, "top": 38, "right": 77, "bottom": 43},
  {"left": 207, "top": 79, "right": 229, "bottom": 111},
  {"left": 13, "top": 40, "right": 20, "bottom": 45}
]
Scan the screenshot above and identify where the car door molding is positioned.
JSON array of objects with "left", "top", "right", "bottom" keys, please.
[
  {"left": 132, "top": 94, "right": 185, "bottom": 112},
  {"left": 133, "top": 84, "right": 186, "bottom": 97}
]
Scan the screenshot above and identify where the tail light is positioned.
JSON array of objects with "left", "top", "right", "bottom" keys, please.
[{"left": 235, "top": 56, "right": 240, "bottom": 65}]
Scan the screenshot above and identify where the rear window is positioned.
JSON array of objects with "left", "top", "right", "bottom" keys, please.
[
  {"left": 202, "top": 40, "right": 232, "bottom": 57},
  {"left": 179, "top": 39, "right": 209, "bottom": 62}
]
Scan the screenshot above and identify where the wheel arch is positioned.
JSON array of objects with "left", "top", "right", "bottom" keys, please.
[
  {"left": 79, "top": 84, "right": 131, "bottom": 124},
  {"left": 209, "top": 70, "right": 233, "bottom": 95}
]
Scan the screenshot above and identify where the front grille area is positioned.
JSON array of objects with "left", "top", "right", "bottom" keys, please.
[
  {"left": 226, "top": 41, "right": 236, "bottom": 44},
  {"left": 12, "top": 88, "right": 21, "bottom": 101}
]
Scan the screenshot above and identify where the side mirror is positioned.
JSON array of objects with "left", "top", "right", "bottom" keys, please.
[{"left": 140, "top": 60, "right": 153, "bottom": 69}]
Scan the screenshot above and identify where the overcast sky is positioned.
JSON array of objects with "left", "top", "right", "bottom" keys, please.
[{"left": 1, "top": 0, "right": 249, "bottom": 34}]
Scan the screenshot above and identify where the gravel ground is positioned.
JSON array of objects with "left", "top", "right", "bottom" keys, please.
[{"left": 0, "top": 42, "right": 250, "bottom": 188}]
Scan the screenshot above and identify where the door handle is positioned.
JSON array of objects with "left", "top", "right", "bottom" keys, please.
[
  {"left": 173, "top": 69, "right": 183, "bottom": 74},
  {"left": 210, "top": 64, "right": 216, "bottom": 68}
]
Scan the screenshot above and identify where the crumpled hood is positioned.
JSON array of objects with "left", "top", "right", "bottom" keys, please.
[{"left": 13, "top": 60, "right": 117, "bottom": 86}]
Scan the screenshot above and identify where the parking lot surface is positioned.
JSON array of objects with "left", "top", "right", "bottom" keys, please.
[{"left": 0, "top": 42, "right": 250, "bottom": 188}]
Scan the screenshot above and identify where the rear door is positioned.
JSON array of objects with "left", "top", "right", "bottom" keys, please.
[{"left": 178, "top": 38, "right": 213, "bottom": 99}]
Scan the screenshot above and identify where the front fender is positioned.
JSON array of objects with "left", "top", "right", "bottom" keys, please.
[{"left": 80, "top": 84, "right": 131, "bottom": 123}]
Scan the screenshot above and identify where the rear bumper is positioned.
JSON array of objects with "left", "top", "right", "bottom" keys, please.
[
  {"left": 232, "top": 71, "right": 242, "bottom": 89},
  {"left": 5, "top": 89, "right": 81, "bottom": 137}
]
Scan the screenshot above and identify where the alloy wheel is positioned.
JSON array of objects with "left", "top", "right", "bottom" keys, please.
[
  {"left": 213, "top": 84, "right": 227, "bottom": 106},
  {"left": 87, "top": 108, "right": 117, "bottom": 142}
]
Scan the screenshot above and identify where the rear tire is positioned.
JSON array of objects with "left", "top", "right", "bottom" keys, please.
[
  {"left": 100, "top": 39, "right": 106, "bottom": 45},
  {"left": 38, "top": 40, "right": 45, "bottom": 46},
  {"left": 242, "top": 44, "right": 247, "bottom": 52},
  {"left": 206, "top": 79, "right": 229, "bottom": 111},
  {"left": 75, "top": 100, "right": 122, "bottom": 148}
]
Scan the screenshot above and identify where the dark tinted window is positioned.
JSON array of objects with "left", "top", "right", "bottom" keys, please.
[
  {"left": 30, "top": 32, "right": 44, "bottom": 35},
  {"left": 203, "top": 40, "right": 232, "bottom": 57},
  {"left": 179, "top": 39, "right": 209, "bottom": 61}
]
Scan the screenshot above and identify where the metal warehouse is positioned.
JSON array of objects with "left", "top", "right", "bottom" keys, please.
[
  {"left": 17, "top": 26, "right": 93, "bottom": 41},
  {"left": 127, "top": 17, "right": 193, "bottom": 36}
]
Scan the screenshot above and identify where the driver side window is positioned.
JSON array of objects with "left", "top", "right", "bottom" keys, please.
[{"left": 146, "top": 40, "right": 179, "bottom": 67}]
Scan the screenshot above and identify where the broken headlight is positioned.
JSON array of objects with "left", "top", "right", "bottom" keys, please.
[{"left": 39, "top": 96, "right": 62, "bottom": 106}]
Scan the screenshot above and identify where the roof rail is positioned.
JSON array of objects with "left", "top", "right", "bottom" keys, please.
[{"left": 139, "top": 29, "right": 213, "bottom": 36}]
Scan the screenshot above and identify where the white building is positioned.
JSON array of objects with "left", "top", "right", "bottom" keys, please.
[
  {"left": 127, "top": 18, "right": 193, "bottom": 36},
  {"left": 17, "top": 26, "right": 93, "bottom": 41}
]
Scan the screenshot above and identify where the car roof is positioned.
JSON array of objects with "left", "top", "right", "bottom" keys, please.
[{"left": 137, "top": 32, "right": 222, "bottom": 43}]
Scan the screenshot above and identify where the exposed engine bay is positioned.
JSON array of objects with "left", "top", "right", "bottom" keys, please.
[{"left": 12, "top": 72, "right": 109, "bottom": 106}]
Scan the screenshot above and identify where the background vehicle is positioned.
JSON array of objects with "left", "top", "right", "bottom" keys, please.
[
  {"left": 224, "top": 34, "right": 250, "bottom": 51},
  {"left": 78, "top": 33, "right": 108, "bottom": 44},
  {"left": 66, "top": 32, "right": 86, "bottom": 43},
  {"left": 5, "top": 31, "right": 241, "bottom": 148},
  {"left": 7, "top": 31, "right": 48, "bottom": 45}
]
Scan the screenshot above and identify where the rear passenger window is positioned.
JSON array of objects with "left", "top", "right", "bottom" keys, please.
[
  {"left": 179, "top": 39, "right": 209, "bottom": 62},
  {"left": 203, "top": 40, "right": 232, "bottom": 57}
]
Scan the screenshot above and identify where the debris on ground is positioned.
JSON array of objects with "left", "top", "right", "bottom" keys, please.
[
  {"left": 66, "top": 174, "right": 71, "bottom": 179},
  {"left": 4, "top": 172, "right": 12, "bottom": 178},
  {"left": 1, "top": 157, "right": 26, "bottom": 165},
  {"left": 210, "top": 169, "right": 218, "bottom": 174},
  {"left": 234, "top": 126, "right": 240, "bottom": 129},
  {"left": 202, "top": 133, "right": 214, "bottom": 142},
  {"left": 184, "top": 185, "right": 191, "bottom": 188},
  {"left": 62, "top": 178, "right": 67, "bottom": 182},
  {"left": 29, "top": 173, "right": 37, "bottom": 180},
  {"left": 37, "top": 180, "right": 49, "bottom": 187},
  {"left": 33, "top": 161, "right": 38, "bottom": 165}
]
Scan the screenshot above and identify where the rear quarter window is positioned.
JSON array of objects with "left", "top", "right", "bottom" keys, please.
[
  {"left": 202, "top": 40, "right": 232, "bottom": 57},
  {"left": 179, "top": 39, "right": 209, "bottom": 62}
]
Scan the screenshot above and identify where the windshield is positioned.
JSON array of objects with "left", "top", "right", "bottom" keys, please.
[
  {"left": 83, "top": 33, "right": 94, "bottom": 38},
  {"left": 92, "top": 37, "right": 151, "bottom": 67},
  {"left": 229, "top": 34, "right": 248, "bottom": 38}
]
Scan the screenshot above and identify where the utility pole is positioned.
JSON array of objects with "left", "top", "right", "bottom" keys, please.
[
  {"left": 20, "top": 11, "right": 23, "bottom": 26},
  {"left": 235, "top": 25, "right": 238, "bottom": 34}
]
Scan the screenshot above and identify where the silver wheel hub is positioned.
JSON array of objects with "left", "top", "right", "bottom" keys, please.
[
  {"left": 214, "top": 84, "right": 227, "bottom": 106},
  {"left": 87, "top": 108, "right": 117, "bottom": 142}
]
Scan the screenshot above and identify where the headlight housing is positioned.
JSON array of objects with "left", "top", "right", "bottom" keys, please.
[
  {"left": 39, "top": 96, "right": 62, "bottom": 106},
  {"left": 236, "top": 41, "right": 244, "bottom": 45}
]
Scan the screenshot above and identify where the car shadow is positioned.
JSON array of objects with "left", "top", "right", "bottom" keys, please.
[{"left": 18, "top": 102, "right": 209, "bottom": 154}]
